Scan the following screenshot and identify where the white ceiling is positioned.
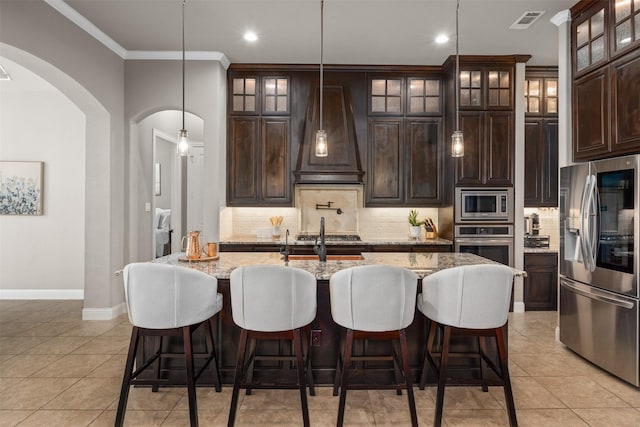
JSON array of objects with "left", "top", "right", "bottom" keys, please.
[{"left": 60, "top": 0, "right": 576, "bottom": 66}]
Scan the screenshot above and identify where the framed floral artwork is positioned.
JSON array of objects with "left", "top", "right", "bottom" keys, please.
[{"left": 0, "top": 161, "right": 44, "bottom": 215}]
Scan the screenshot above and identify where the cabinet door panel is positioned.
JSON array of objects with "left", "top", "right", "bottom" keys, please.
[
  {"left": 485, "top": 112, "right": 513, "bottom": 186},
  {"left": 542, "top": 120, "right": 559, "bottom": 206},
  {"left": 524, "top": 120, "right": 542, "bottom": 206},
  {"left": 228, "top": 117, "right": 260, "bottom": 204},
  {"left": 573, "top": 68, "right": 610, "bottom": 161},
  {"left": 261, "top": 118, "right": 291, "bottom": 204},
  {"left": 455, "top": 113, "right": 483, "bottom": 186},
  {"left": 366, "top": 119, "right": 403, "bottom": 204},
  {"left": 524, "top": 253, "right": 558, "bottom": 311},
  {"left": 406, "top": 119, "right": 442, "bottom": 204},
  {"left": 611, "top": 51, "right": 640, "bottom": 155}
]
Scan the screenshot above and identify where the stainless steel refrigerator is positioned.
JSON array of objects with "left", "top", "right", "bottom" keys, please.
[{"left": 559, "top": 154, "right": 639, "bottom": 387}]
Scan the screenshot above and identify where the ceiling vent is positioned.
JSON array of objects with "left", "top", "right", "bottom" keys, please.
[{"left": 510, "top": 11, "right": 546, "bottom": 30}]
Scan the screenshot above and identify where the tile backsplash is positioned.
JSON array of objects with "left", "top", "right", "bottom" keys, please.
[
  {"left": 524, "top": 207, "right": 559, "bottom": 249},
  {"left": 220, "top": 185, "right": 439, "bottom": 240}
]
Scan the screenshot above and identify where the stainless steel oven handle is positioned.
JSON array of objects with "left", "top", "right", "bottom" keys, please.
[
  {"left": 455, "top": 238, "right": 513, "bottom": 244},
  {"left": 561, "top": 279, "right": 634, "bottom": 309}
]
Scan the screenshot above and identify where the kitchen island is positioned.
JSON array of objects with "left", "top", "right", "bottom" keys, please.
[{"left": 152, "top": 252, "right": 523, "bottom": 386}]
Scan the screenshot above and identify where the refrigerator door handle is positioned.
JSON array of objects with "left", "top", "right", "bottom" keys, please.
[
  {"left": 580, "top": 175, "right": 592, "bottom": 271},
  {"left": 561, "top": 279, "right": 635, "bottom": 309},
  {"left": 590, "top": 175, "right": 601, "bottom": 273}
]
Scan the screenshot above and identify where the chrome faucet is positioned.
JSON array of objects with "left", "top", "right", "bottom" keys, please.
[
  {"left": 313, "top": 217, "right": 327, "bottom": 262},
  {"left": 280, "top": 229, "right": 290, "bottom": 263}
]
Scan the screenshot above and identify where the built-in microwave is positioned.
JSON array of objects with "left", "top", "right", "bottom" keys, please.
[{"left": 455, "top": 188, "right": 514, "bottom": 223}]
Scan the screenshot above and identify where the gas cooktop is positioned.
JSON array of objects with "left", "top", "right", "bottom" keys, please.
[{"left": 295, "top": 234, "right": 362, "bottom": 242}]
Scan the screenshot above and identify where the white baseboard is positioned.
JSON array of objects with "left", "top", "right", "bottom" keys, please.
[
  {"left": 0, "top": 289, "right": 84, "bottom": 300},
  {"left": 513, "top": 302, "right": 525, "bottom": 313},
  {"left": 555, "top": 325, "right": 560, "bottom": 341},
  {"left": 82, "top": 302, "right": 127, "bottom": 320}
]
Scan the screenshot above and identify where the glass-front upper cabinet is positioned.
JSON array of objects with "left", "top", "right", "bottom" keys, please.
[
  {"left": 574, "top": 4, "right": 608, "bottom": 73},
  {"left": 613, "top": 0, "right": 640, "bottom": 53},
  {"left": 458, "top": 67, "right": 512, "bottom": 109},
  {"left": 369, "top": 78, "right": 403, "bottom": 115},
  {"left": 407, "top": 78, "right": 441, "bottom": 115},
  {"left": 231, "top": 77, "right": 258, "bottom": 114},
  {"left": 524, "top": 77, "right": 558, "bottom": 115},
  {"left": 262, "top": 77, "right": 289, "bottom": 114}
]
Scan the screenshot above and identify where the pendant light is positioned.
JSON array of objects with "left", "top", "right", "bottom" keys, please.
[
  {"left": 315, "top": 0, "right": 328, "bottom": 157},
  {"left": 177, "top": 0, "right": 189, "bottom": 156},
  {"left": 451, "top": 0, "right": 464, "bottom": 157}
]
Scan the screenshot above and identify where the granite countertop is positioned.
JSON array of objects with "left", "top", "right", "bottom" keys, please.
[
  {"left": 157, "top": 251, "right": 524, "bottom": 280},
  {"left": 220, "top": 235, "right": 453, "bottom": 246}
]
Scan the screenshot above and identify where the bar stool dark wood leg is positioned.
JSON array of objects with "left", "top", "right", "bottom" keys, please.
[
  {"left": 434, "top": 325, "right": 451, "bottom": 427},
  {"left": 478, "top": 337, "right": 489, "bottom": 392},
  {"left": 228, "top": 328, "right": 248, "bottom": 427},
  {"left": 244, "top": 337, "right": 256, "bottom": 395},
  {"left": 293, "top": 328, "right": 311, "bottom": 427},
  {"left": 183, "top": 326, "right": 198, "bottom": 427},
  {"left": 204, "top": 318, "right": 222, "bottom": 393},
  {"left": 333, "top": 331, "right": 345, "bottom": 396},
  {"left": 303, "top": 326, "right": 315, "bottom": 396},
  {"left": 496, "top": 327, "right": 518, "bottom": 427},
  {"left": 152, "top": 336, "right": 162, "bottom": 392},
  {"left": 420, "top": 320, "right": 438, "bottom": 390},
  {"left": 399, "top": 329, "right": 418, "bottom": 427},
  {"left": 337, "top": 329, "right": 354, "bottom": 427},
  {"left": 115, "top": 327, "right": 140, "bottom": 427}
]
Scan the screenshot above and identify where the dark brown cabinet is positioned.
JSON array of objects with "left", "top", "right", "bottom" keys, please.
[
  {"left": 227, "top": 73, "right": 292, "bottom": 206},
  {"left": 455, "top": 111, "right": 513, "bottom": 186},
  {"left": 227, "top": 117, "right": 291, "bottom": 206},
  {"left": 366, "top": 118, "right": 443, "bottom": 206},
  {"left": 366, "top": 74, "right": 444, "bottom": 207},
  {"left": 571, "top": 1, "right": 640, "bottom": 162},
  {"left": 524, "top": 67, "right": 558, "bottom": 207},
  {"left": 524, "top": 119, "right": 558, "bottom": 207},
  {"left": 611, "top": 49, "right": 640, "bottom": 154},
  {"left": 573, "top": 67, "right": 610, "bottom": 161},
  {"left": 524, "top": 252, "right": 558, "bottom": 311},
  {"left": 448, "top": 59, "right": 519, "bottom": 187}
]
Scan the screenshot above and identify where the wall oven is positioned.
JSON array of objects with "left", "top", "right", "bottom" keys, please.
[
  {"left": 559, "top": 154, "right": 639, "bottom": 386},
  {"left": 455, "top": 225, "right": 514, "bottom": 267},
  {"left": 455, "top": 188, "right": 514, "bottom": 223}
]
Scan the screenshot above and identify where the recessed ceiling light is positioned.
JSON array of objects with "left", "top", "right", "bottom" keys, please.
[
  {"left": 435, "top": 34, "right": 449, "bottom": 44},
  {"left": 243, "top": 31, "right": 258, "bottom": 42}
]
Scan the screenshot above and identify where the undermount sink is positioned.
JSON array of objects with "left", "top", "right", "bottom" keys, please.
[{"left": 283, "top": 254, "right": 364, "bottom": 261}]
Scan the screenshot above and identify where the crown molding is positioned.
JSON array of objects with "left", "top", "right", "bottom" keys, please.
[
  {"left": 44, "top": 0, "right": 230, "bottom": 68},
  {"left": 44, "top": 0, "right": 127, "bottom": 58},
  {"left": 550, "top": 10, "right": 571, "bottom": 27},
  {"left": 127, "top": 51, "right": 230, "bottom": 69}
]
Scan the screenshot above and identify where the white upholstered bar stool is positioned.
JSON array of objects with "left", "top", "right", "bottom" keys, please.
[
  {"left": 417, "top": 264, "right": 517, "bottom": 427},
  {"left": 330, "top": 265, "right": 419, "bottom": 427},
  {"left": 116, "top": 263, "right": 223, "bottom": 427},
  {"left": 228, "top": 265, "right": 317, "bottom": 427}
]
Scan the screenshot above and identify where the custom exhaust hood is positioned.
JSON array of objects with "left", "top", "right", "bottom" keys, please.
[{"left": 294, "top": 83, "right": 364, "bottom": 184}]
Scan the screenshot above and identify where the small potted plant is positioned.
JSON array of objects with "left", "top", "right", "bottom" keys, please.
[{"left": 408, "top": 209, "right": 424, "bottom": 239}]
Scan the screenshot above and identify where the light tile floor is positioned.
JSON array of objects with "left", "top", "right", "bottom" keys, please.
[{"left": 0, "top": 300, "right": 639, "bottom": 426}]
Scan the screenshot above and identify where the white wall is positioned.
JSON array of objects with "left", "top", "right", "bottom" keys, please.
[
  {"left": 130, "top": 111, "right": 203, "bottom": 262},
  {"left": 0, "top": 57, "right": 85, "bottom": 294}
]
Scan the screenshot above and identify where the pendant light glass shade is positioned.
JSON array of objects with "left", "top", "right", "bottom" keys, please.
[
  {"left": 177, "top": 0, "right": 189, "bottom": 156},
  {"left": 177, "top": 129, "right": 189, "bottom": 156},
  {"left": 451, "top": 130, "right": 464, "bottom": 157},
  {"left": 315, "top": 0, "right": 328, "bottom": 157},
  {"left": 451, "top": 0, "right": 464, "bottom": 158},
  {"left": 315, "top": 129, "right": 328, "bottom": 157}
]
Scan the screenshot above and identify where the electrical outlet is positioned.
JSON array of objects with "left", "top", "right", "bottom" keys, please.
[{"left": 311, "top": 329, "right": 322, "bottom": 347}]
